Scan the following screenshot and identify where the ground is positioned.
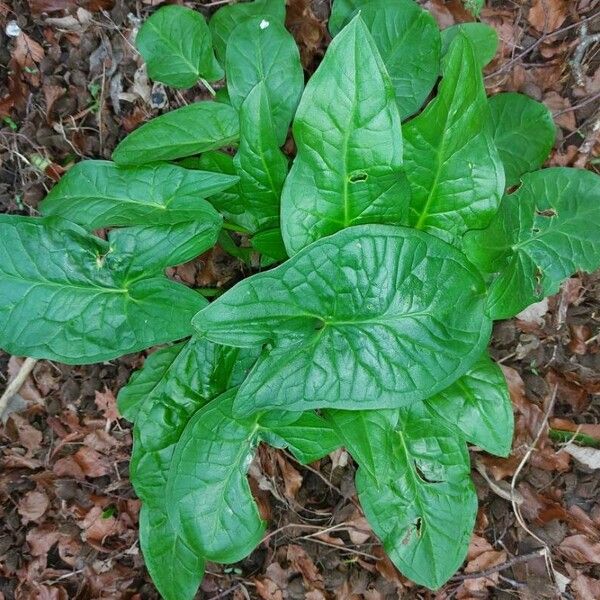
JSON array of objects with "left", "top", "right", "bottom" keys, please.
[{"left": 1, "top": 0, "right": 600, "bottom": 598}]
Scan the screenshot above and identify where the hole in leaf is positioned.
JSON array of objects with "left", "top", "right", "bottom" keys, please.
[
  {"left": 401, "top": 517, "right": 423, "bottom": 545},
  {"left": 532, "top": 227, "right": 540, "bottom": 234},
  {"left": 349, "top": 171, "right": 368, "bottom": 183},
  {"left": 535, "top": 208, "right": 557, "bottom": 217}
]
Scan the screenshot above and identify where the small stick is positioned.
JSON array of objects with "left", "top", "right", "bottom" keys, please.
[
  {"left": 571, "top": 23, "right": 600, "bottom": 86},
  {"left": 0, "top": 357, "right": 38, "bottom": 420},
  {"left": 452, "top": 549, "right": 545, "bottom": 581}
]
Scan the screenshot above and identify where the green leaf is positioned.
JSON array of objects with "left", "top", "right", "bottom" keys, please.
[
  {"left": 328, "top": 0, "right": 362, "bottom": 36},
  {"left": 281, "top": 16, "right": 409, "bottom": 256},
  {"left": 139, "top": 504, "right": 205, "bottom": 600},
  {"left": 128, "top": 338, "right": 258, "bottom": 504},
  {"left": 167, "top": 388, "right": 264, "bottom": 563},
  {"left": 263, "top": 411, "right": 341, "bottom": 463},
  {"left": 40, "top": 160, "right": 236, "bottom": 229},
  {"left": 136, "top": 5, "right": 222, "bottom": 89},
  {"left": 403, "top": 34, "right": 504, "bottom": 245},
  {"left": 112, "top": 102, "right": 239, "bottom": 166},
  {"left": 107, "top": 220, "right": 221, "bottom": 276},
  {"left": 326, "top": 409, "right": 398, "bottom": 480},
  {"left": 252, "top": 228, "right": 288, "bottom": 265},
  {"left": 233, "top": 83, "right": 289, "bottom": 233},
  {"left": 226, "top": 17, "right": 304, "bottom": 145},
  {"left": 425, "top": 353, "right": 513, "bottom": 456},
  {"left": 330, "top": 404, "right": 477, "bottom": 589},
  {"left": 118, "top": 342, "right": 186, "bottom": 422},
  {"left": 0, "top": 216, "right": 206, "bottom": 364},
  {"left": 193, "top": 225, "right": 491, "bottom": 415},
  {"left": 210, "top": 0, "right": 286, "bottom": 65},
  {"left": 488, "top": 92, "right": 556, "bottom": 187},
  {"left": 464, "top": 167, "right": 600, "bottom": 319},
  {"left": 353, "top": 0, "right": 441, "bottom": 119},
  {"left": 441, "top": 23, "right": 498, "bottom": 68}
]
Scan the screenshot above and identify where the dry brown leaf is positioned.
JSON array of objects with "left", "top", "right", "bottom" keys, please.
[
  {"left": 550, "top": 418, "right": 600, "bottom": 440},
  {"left": 12, "top": 32, "right": 44, "bottom": 69},
  {"left": 254, "top": 578, "right": 283, "bottom": 600},
  {"left": 287, "top": 544, "right": 324, "bottom": 590},
  {"left": 544, "top": 91, "right": 577, "bottom": 131},
  {"left": 94, "top": 388, "right": 119, "bottom": 422},
  {"left": 275, "top": 454, "right": 303, "bottom": 500},
  {"left": 9, "top": 414, "right": 43, "bottom": 455},
  {"left": 72, "top": 446, "right": 112, "bottom": 478},
  {"left": 568, "top": 568, "right": 600, "bottom": 600},
  {"left": 559, "top": 535, "right": 600, "bottom": 564},
  {"left": 528, "top": 0, "right": 568, "bottom": 32},
  {"left": 18, "top": 490, "right": 50, "bottom": 523},
  {"left": 26, "top": 526, "right": 60, "bottom": 557}
]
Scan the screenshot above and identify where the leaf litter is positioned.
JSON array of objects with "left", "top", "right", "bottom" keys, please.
[{"left": 1, "top": 0, "right": 600, "bottom": 598}]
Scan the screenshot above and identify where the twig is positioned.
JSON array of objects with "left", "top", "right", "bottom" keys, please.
[
  {"left": 552, "top": 92, "right": 600, "bottom": 118},
  {"left": 0, "top": 357, "right": 38, "bottom": 420},
  {"left": 571, "top": 23, "right": 600, "bottom": 86},
  {"left": 452, "top": 549, "right": 545, "bottom": 581},
  {"left": 510, "top": 384, "right": 560, "bottom": 590},
  {"left": 486, "top": 14, "right": 598, "bottom": 80}
]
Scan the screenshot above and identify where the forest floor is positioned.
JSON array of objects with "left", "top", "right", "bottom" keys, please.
[{"left": 1, "top": 0, "right": 600, "bottom": 598}]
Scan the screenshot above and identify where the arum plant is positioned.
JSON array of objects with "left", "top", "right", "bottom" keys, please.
[{"left": 1, "top": 0, "right": 598, "bottom": 596}]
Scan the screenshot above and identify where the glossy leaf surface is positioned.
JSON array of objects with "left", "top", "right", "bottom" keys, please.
[
  {"left": 40, "top": 161, "right": 235, "bottom": 229},
  {"left": 281, "top": 16, "right": 408, "bottom": 256},
  {"left": 264, "top": 411, "right": 341, "bottom": 463},
  {"left": 488, "top": 92, "right": 556, "bottom": 187},
  {"left": 167, "top": 389, "right": 264, "bottom": 563},
  {"left": 112, "top": 102, "right": 239, "bottom": 165},
  {"left": 193, "top": 225, "right": 491, "bottom": 415},
  {"left": 404, "top": 34, "right": 504, "bottom": 245},
  {"left": 464, "top": 168, "right": 600, "bottom": 319},
  {"left": 359, "top": 0, "right": 441, "bottom": 119},
  {"left": 107, "top": 221, "right": 221, "bottom": 278},
  {"left": 210, "top": 0, "right": 286, "bottom": 65},
  {"left": 136, "top": 5, "right": 222, "bottom": 88},
  {"left": 234, "top": 83, "right": 289, "bottom": 232},
  {"left": 425, "top": 353, "right": 514, "bottom": 456},
  {"left": 441, "top": 23, "right": 498, "bottom": 68},
  {"left": 139, "top": 505, "right": 205, "bottom": 600},
  {"left": 0, "top": 216, "right": 205, "bottom": 364},
  {"left": 226, "top": 18, "right": 303, "bottom": 144},
  {"left": 330, "top": 405, "right": 477, "bottom": 589},
  {"left": 328, "top": 0, "right": 362, "bottom": 35}
]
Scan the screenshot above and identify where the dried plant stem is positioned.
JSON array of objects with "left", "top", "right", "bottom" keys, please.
[
  {"left": 0, "top": 357, "right": 38, "bottom": 419},
  {"left": 571, "top": 23, "right": 600, "bottom": 86}
]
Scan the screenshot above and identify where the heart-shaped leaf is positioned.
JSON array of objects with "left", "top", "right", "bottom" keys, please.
[
  {"left": 441, "top": 23, "right": 498, "bottom": 68},
  {"left": 404, "top": 34, "right": 504, "bottom": 245},
  {"left": 0, "top": 216, "right": 205, "bottom": 364},
  {"left": 210, "top": 0, "right": 286, "bottom": 65},
  {"left": 357, "top": 0, "right": 441, "bottom": 119},
  {"left": 488, "top": 92, "right": 556, "bottom": 187},
  {"left": 40, "top": 161, "right": 235, "bottom": 229},
  {"left": 464, "top": 167, "right": 600, "bottom": 319},
  {"left": 193, "top": 225, "right": 491, "bottom": 415},
  {"left": 425, "top": 353, "right": 514, "bottom": 456},
  {"left": 281, "top": 16, "right": 409, "bottom": 256},
  {"left": 226, "top": 17, "right": 304, "bottom": 145},
  {"left": 136, "top": 5, "right": 222, "bottom": 88}
]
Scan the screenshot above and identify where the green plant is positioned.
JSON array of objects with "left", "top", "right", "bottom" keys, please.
[{"left": 1, "top": 0, "right": 599, "bottom": 596}]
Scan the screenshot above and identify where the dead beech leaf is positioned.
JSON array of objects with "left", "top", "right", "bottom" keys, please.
[
  {"left": 528, "top": 0, "right": 568, "bottom": 32},
  {"left": 544, "top": 91, "right": 576, "bottom": 131},
  {"left": 9, "top": 413, "right": 43, "bottom": 455},
  {"left": 569, "top": 569, "right": 600, "bottom": 600},
  {"left": 564, "top": 444, "right": 600, "bottom": 469},
  {"left": 559, "top": 535, "right": 600, "bottom": 564},
  {"left": 254, "top": 578, "right": 283, "bottom": 600},
  {"left": 94, "top": 388, "right": 119, "bottom": 422},
  {"left": 287, "top": 544, "right": 324, "bottom": 590},
  {"left": 26, "top": 526, "right": 60, "bottom": 557},
  {"left": 72, "top": 446, "right": 111, "bottom": 477},
  {"left": 12, "top": 32, "right": 44, "bottom": 69},
  {"left": 18, "top": 490, "right": 50, "bottom": 523},
  {"left": 275, "top": 454, "right": 303, "bottom": 500}
]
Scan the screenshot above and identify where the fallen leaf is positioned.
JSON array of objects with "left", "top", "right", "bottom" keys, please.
[
  {"left": 94, "top": 388, "right": 119, "bottom": 422},
  {"left": 564, "top": 443, "right": 600, "bottom": 469},
  {"left": 559, "top": 535, "right": 600, "bottom": 564},
  {"left": 544, "top": 92, "right": 577, "bottom": 131},
  {"left": 18, "top": 490, "right": 50, "bottom": 523},
  {"left": 12, "top": 32, "right": 44, "bottom": 69},
  {"left": 254, "top": 578, "right": 283, "bottom": 600},
  {"left": 528, "top": 0, "right": 568, "bottom": 32}
]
